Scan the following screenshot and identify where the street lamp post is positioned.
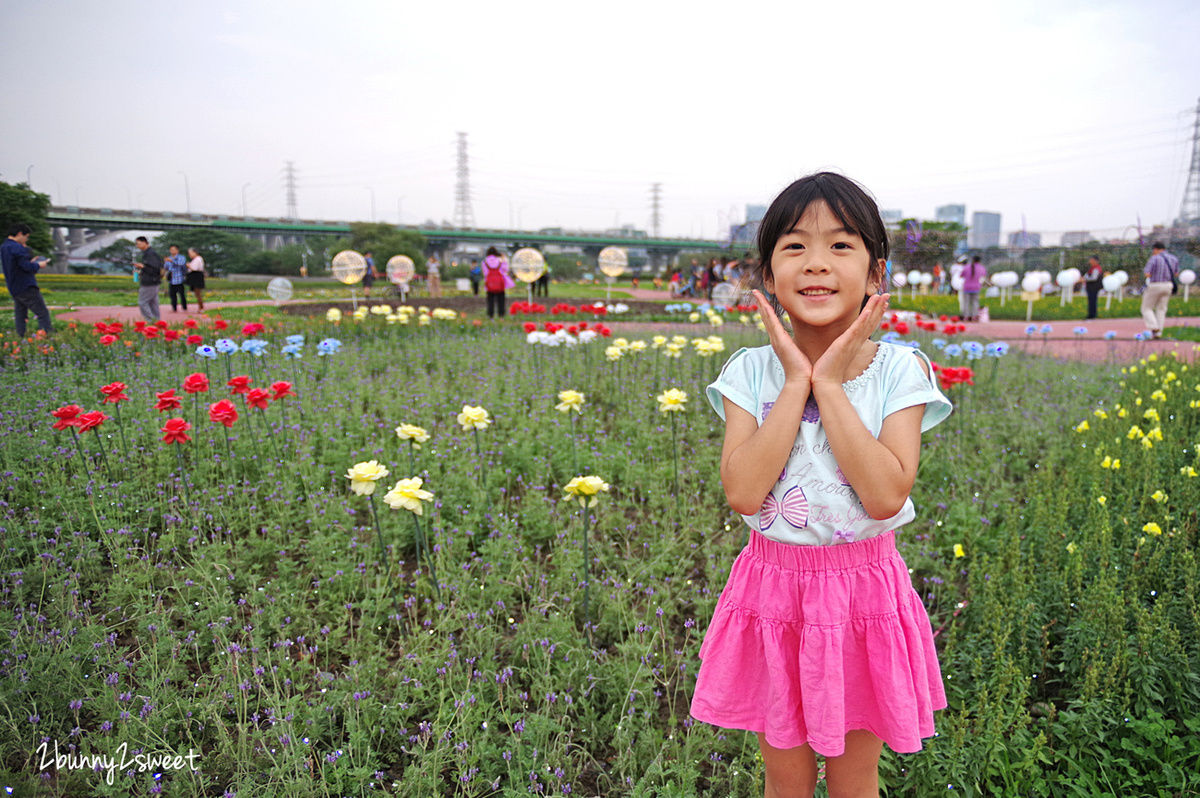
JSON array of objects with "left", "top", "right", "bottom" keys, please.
[
  {"left": 242, "top": 183, "right": 251, "bottom": 217},
  {"left": 178, "top": 171, "right": 191, "bottom": 214},
  {"left": 26, "top": 165, "right": 33, "bottom": 186}
]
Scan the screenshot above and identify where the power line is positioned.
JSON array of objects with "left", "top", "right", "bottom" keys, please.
[{"left": 1179, "top": 97, "right": 1200, "bottom": 224}]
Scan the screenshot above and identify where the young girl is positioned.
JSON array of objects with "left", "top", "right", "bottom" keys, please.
[{"left": 692, "top": 172, "right": 952, "bottom": 798}]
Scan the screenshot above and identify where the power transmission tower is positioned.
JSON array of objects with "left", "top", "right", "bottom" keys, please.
[
  {"left": 453, "top": 133, "right": 475, "bottom": 229},
  {"left": 283, "top": 161, "right": 299, "bottom": 219},
  {"left": 1180, "top": 97, "right": 1200, "bottom": 226},
  {"left": 649, "top": 183, "right": 662, "bottom": 237}
]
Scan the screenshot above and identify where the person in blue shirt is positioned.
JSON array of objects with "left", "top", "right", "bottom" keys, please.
[
  {"left": 164, "top": 245, "right": 189, "bottom": 312},
  {"left": 1, "top": 223, "right": 54, "bottom": 337}
]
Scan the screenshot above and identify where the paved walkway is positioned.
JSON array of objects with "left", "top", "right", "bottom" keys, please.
[{"left": 47, "top": 294, "right": 1200, "bottom": 364}]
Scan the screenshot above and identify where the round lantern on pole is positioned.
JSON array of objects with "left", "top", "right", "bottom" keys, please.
[
  {"left": 511, "top": 248, "right": 546, "bottom": 303},
  {"left": 332, "top": 250, "right": 367, "bottom": 310},
  {"left": 267, "top": 277, "right": 294, "bottom": 305},
  {"left": 387, "top": 255, "right": 415, "bottom": 302},
  {"left": 598, "top": 246, "right": 627, "bottom": 302},
  {"left": 1180, "top": 269, "right": 1196, "bottom": 302}
]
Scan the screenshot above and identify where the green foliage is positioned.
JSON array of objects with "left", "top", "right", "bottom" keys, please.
[
  {"left": 0, "top": 180, "right": 52, "bottom": 252},
  {"left": 889, "top": 219, "right": 966, "bottom": 273},
  {"left": 246, "top": 242, "right": 317, "bottom": 276},
  {"left": 325, "top": 222, "right": 427, "bottom": 274},
  {"left": 151, "top": 229, "right": 261, "bottom": 275},
  {"left": 88, "top": 237, "right": 139, "bottom": 273}
]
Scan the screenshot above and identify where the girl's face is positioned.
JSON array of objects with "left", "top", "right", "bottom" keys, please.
[{"left": 765, "top": 200, "right": 883, "bottom": 333}]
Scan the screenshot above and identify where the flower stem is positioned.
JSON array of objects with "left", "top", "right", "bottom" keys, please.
[
  {"left": 582, "top": 502, "right": 592, "bottom": 647},
  {"left": 414, "top": 512, "right": 440, "bottom": 598},
  {"left": 68, "top": 427, "right": 92, "bottom": 480}
]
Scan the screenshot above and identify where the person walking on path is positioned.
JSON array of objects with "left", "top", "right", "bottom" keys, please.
[
  {"left": 164, "top": 245, "right": 188, "bottom": 312},
  {"left": 425, "top": 255, "right": 442, "bottom": 298},
  {"left": 469, "top": 260, "right": 482, "bottom": 295},
  {"left": 362, "top": 251, "right": 378, "bottom": 299},
  {"left": 1141, "top": 242, "right": 1179, "bottom": 339},
  {"left": 185, "top": 247, "right": 206, "bottom": 311},
  {"left": 133, "top": 236, "right": 164, "bottom": 322},
  {"left": 1, "top": 222, "right": 54, "bottom": 337},
  {"left": 482, "top": 246, "right": 512, "bottom": 318},
  {"left": 1082, "top": 255, "right": 1104, "bottom": 320},
  {"left": 961, "top": 255, "right": 987, "bottom": 322}
]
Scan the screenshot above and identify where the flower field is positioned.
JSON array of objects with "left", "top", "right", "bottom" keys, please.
[{"left": 1, "top": 308, "right": 1198, "bottom": 797}]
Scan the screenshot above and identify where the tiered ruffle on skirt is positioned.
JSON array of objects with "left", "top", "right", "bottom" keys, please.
[{"left": 691, "top": 531, "right": 945, "bottom": 757}]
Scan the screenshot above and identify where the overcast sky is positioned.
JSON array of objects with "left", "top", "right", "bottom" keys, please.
[{"left": 3, "top": 0, "right": 1198, "bottom": 244}]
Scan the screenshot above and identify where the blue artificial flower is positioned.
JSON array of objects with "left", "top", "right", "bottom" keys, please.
[
  {"left": 1040, "top": 324, "right": 1053, "bottom": 335},
  {"left": 215, "top": 338, "right": 238, "bottom": 354},
  {"left": 285, "top": 334, "right": 305, "bottom": 346},
  {"left": 680, "top": 303, "right": 693, "bottom": 312},
  {"left": 1135, "top": 331, "right": 1152, "bottom": 341},
  {"left": 196, "top": 345, "right": 217, "bottom": 360},
  {"left": 242, "top": 339, "right": 270, "bottom": 357},
  {"left": 963, "top": 341, "right": 985, "bottom": 360},
  {"left": 282, "top": 343, "right": 303, "bottom": 359},
  {"left": 879, "top": 331, "right": 902, "bottom": 344},
  {"left": 931, "top": 338, "right": 947, "bottom": 350},
  {"left": 985, "top": 342, "right": 1010, "bottom": 357},
  {"left": 317, "top": 338, "right": 342, "bottom": 356},
  {"left": 1025, "top": 325, "right": 1038, "bottom": 335},
  {"left": 943, "top": 343, "right": 963, "bottom": 357},
  {"left": 1103, "top": 331, "right": 1117, "bottom": 340},
  {"left": 1073, "top": 326, "right": 1088, "bottom": 336}
]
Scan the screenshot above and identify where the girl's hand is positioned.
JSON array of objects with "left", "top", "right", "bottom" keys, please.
[
  {"left": 811, "top": 293, "right": 889, "bottom": 387},
  {"left": 752, "top": 289, "right": 811, "bottom": 385}
]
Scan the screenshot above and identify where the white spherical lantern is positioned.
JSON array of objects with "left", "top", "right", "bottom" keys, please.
[
  {"left": 892, "top": 271, "right": 907, "bottom": 287},
  {"left": 1101, "top": 274, "right": 1123, "bottom": 292},
  {"left": 1180, "top": 269, "right": 1197, "bottom": 285},
  {"left": 597, "top": 246, "right": 627, "bottom": 278},
  {"left": 1055, "top": 269, "right": 1075, "bottom": 288},
  {"left": 331, "top": 250, "right": 366, "bottom": 285},
  {"left": 919, "top": 273, "right": 933, "bottom": 286},
  {"left": 950, "top": 275, "right": 965, "bottom": 291},
  {"left": 386, "top": 255, "right": 415, "bottom": 284},
  {"left": 267, "top": 277, "right": 294, "bottom": 302},
  {"left": 1021, "top": 273, "right": 1042, "bottom": 293},
  {"left": 992, "top": 271, "right": 1019, "bottom": 288},
  {"left": 1114, "top": 270, "right": 1129, "bottom": 286},
  {"left": 511, "top": 248, "right": 546, "bottom": 283},
  {"left": 906, "top": 270, "right": 922, "bottom": 285}
]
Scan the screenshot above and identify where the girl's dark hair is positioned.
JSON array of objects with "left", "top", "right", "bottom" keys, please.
[
  {"left": 486, "top": 246, "right": 501, "bottom": 258},
  {"left": 750, "top": 172, "right": 889, "bottom": 295}
]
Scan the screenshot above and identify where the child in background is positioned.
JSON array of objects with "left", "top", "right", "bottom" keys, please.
[{"left": 692, "top": 172, "right": 952, "bottom": 798}]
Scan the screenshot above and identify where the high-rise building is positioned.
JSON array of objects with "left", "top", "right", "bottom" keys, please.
[
  {"left": 935, "top": 204, "right": 966, "bottom": 225},
  {"left": 880, "top": 209, "right": 904, "bottom": 227},
  {"left": 745, "top": 204, "right": 767, "bottom": 222},
  {"left": 731, "top": 204, "right": 768, "bottom": 246},
  {"left": 1060, "top": 231, "right": 1092, "bottom": 247},
  {"left": 968, "top": 211, "right": 1001, "bottom": 249}
]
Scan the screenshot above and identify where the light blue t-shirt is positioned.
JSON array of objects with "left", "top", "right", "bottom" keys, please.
[{"left": 706, "top": 342, "right": 952, "bottom": 546}]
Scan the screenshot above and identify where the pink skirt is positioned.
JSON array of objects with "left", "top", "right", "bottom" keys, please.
[{"left": 691, "top": 530, "right": 945, "bottom": 757}]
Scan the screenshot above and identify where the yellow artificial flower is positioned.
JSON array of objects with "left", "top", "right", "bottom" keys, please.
[
  {"left": 656, "top": 388, "right": 689, "bottom": 413},
  {"left": 707, "top": 335, "right": 725, "bottom": 352},
  {"left": 651, "top": 335, "right": 667, "bottom": 348},
  {"left": 1066, "top": 542, "right": 1077, "bottom": 555},
  {"left": 1148, "top": 426, "right": 1163, "bottom": 442},
  {"left": 1117, "top": 407, "right": 1128, "bottom": 418},
  {"left": 432, "top": 308, "right": 457, "bottom": 320},
  {"left": 345, "top": 460, "right": 390, "bottom": 496},
  {"left": 1097, "top": 495, "right": 1107, "bottom": 505},
  {"left": 1135, "top": 397, "right": 1143, "bottom": 406},
  {"left": 1141, "top": 437, "right": 1154, "bottom": 450},
  {"left": 604, "top": 345, "right": 623, "bottom": 362},
  {"left": 418, "top": 313, "right": 431, "bottom": 326},
  {"left": 1189, "top": 400, "right": 1200, "bottom": 409},
  {"left": 1147, "top": 353, "right": 1158, "bottom": 362},
  {"left": 457, "top": 405, "right": 492, "bottom": 431},
  {"left": 382, "top": 477, "right": 434, "bottom": 515},
  {"left": 1100, "top": 456, "right": 1113, "bottom": 469},
  {"left": 709, "top": 314, "right": 725, "bottom": 327},
  {"left": 688, "top": 312, "right": 700, "bottom": 322},
  {"left": 1075, "top": 420, "right": 1089, "bottom": 433},
  {"left": 1111, "top": 458, "right": 1121, "bottom": 470},
  {"left": 663, "top": 343, "right": 684, "bottom": 359},
  {"left": 395, "top": 423, "right": 430, "bottom": 449},
  {"left": 353, "top": 307, "right": 369, "bottom": 320},
  {"left": 953, "top": 544, "right": 965, "bottom": 558},
  {"left": 1093, "top": 409, "right": 1108, "bottom": 419},
  {"left": 1150, "top": 389, "right": 1167, "bottom": 402},
  {"left": 563, "top": 475, "right": 610, "bottom": 508},
  {"left": 1142, "top": 408, "right": 1159, "bottom": 422},
  {"left": 555, "top": 390, "right": 586, "bottom": 414},
  {"left": 629, "top": 340, "right": 648, "bottom": 353},
  {"left": 612, "top": 337, "right": 630, "bottom": 350},
  {"left": 1142, "top": 522, "right": 1163, "bottom": 536},
  {"left": 326, "top": 308, "right": 343, "bottom": 322},
  {"left": 1181, "top": 466, "right": 1198, "bottom": 478},
  {"left": 1151, "top": 490, "right": 1168, "bottom": 503},
  {"left": 1127, "top": 425, "right": 1144, "bottom": 440}
]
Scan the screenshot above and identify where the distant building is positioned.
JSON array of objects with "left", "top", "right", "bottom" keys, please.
[
  {"left": 1060, "top": 231, "right": 1092, "bottom": 247},
  {"left": 968, "top": 211, "right": 1001, "bottom": 249},
  {"left": 745, "top": 204, "right": 767, "bottom": 223},
  {"left": 880, "top": 209, "right": 904, "bottom": 227},
  {"left": 731, "top": 204, "right": 767, "bottom": 246},
  {"left": 1006, "top": 231, "right": 1041, "bottom": 248},
  {"left": 935, "top": 204, "right": 966, "bottom": 225}
]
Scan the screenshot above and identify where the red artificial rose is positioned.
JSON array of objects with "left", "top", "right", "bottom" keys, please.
[
  {"left": 155, "top": 320, "right": 168, "bottom": 329},
  {"left": 51, "top": 404, "right": 83, "bottom": 431},
  {"left": 567, "top": 325, "right": 579, "bottom": 335},
  {"left": 596, "top": 324, "right": 612, "bottom": 337},
  {"left": 154, "top": 389, "right": 183, "bottom": 412},
  {"left": 142, "top": 327, "right": 159, "bottom": 340},
  {"left": 107, "top": 322, "right": 125, "bottom": 334},
  {"left": 133, "top": 321, "right": 146, "bottom": 332},
  {"left": 163, "top": 329, "right": 182, "bottom": 342},
  {"left": 937, "top": 366, "right": 976, "bottom": 390},
  {"left": 894, "top": 322, "right": 910, "bottom": 335},
  {"left": 209, "top": 399, "right": 238, "bottom": 427},
  {"left": 246, "top": 388, "right": 271, "bottom": 410},
  {"left": 182, "top": 373, "right": 210, "bottom": 394},
  {"left": 270, "top": 381, "right": 296, "bottom": 400},
  {"left": 161, "top": 417, "right": 192, "bottom": 444},
  {"left": 213, "top": 319, "right": 229, "bottom": 330},
  {"left": 99, "top": 382, "right": 129, "bottom": 403},
  {"left": 75, "top": 410, "right": 108, "bottom": 432},
  {"left": 227, "top": 375, "right": 252, "bottom": 395},
  {"left": 99, "top": 334, "right": 118, "bottom": 346},
  {"left": 183, "top": 318, "right": 199, "bottom": 329},
  {"left": 186, "top": 334, "right": 203, "bottom": 345},
  {"left": 880, "top": 322, "right": 890, "bottom": 331},
  {"left": 242, "top": 322, "right": 265, "bottom": 337},
  {"left": 93, "top": 322, "right": 108, "bottom": 335},
  {"left": 523, "top": 322, "right": 537, "bottom": 333}
]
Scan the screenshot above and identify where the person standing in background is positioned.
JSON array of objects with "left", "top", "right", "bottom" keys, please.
[
  {"left": 961, "top": 255, "right": 987, "bottom": 322},
  {"left": 186, "top": 247, "right": 206, "bottom": 312},
  {"left": 426, "top": 254, "right": 442, "bottom": 297},
  {"left": 362, "top": 251, "right": 378, "bottom": 298},
  {"left": 469, "top": 260, "right": 482, "bottom": 296},
  {"left": 1082, "top": 255, "right": 1104, "bottom": 320},
  {"left": 1141, "top": 242, "right": 1179, "bottom": 339},
  {"left": 164, "top": 244, "right": 188, "bottom": 312},
  {"left": 1, "top": 223, "right": 54, "bottom": 337},
  {"left": 133, "top": 236, "right": 164, "bottom": 322}
]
